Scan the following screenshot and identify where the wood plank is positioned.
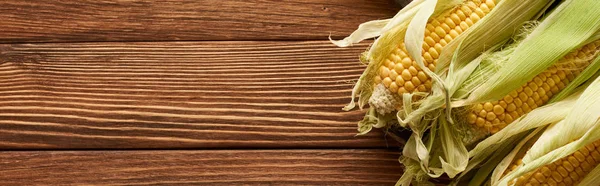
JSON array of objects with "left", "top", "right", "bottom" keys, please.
[
  {"left": 0, "top": 41, "right": 404, "bottom": 149},
  {"left": 0, "top": 149, "right": 403, "bottom": 185},
  {"left": 0, "top": 0, "right": 398, "bottom": 43}
]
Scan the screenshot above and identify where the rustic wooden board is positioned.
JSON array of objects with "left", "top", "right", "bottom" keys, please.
[
  {"left": 0, "top": 41, "right": 406, "bottom": 149},
  {"left": 0, "top": 0, "right": 398, "bottom": 43},
  {"left": 0, "top": 149, "right": 403, "bottom": 185}
]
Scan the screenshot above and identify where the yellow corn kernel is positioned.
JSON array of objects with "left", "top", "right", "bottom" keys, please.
[
  {"left": 466, "top": 40, "right": 600, "bottom": 134},
  {"left": 510, "top": 142, "right": 600, "bottom": 186},
  {"left": 373, "top": 0, "right": 497, "bottom": 97}
]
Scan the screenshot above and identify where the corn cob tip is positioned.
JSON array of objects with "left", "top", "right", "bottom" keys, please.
[{"left": 368, "top": 84, "right": 401, "bottom": 115}]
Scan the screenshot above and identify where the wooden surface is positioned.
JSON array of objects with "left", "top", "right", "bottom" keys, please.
[
  {"left": 0, "top": 41, "right": 394, "bottom": 149},
  {"left": 0, "top": 0, "right": 406, "bottom": 185},
  {"left": 0, "top": 0, "right": 397, "bottom": 43},
  {"left": 0, "top": 150, "right": 402, "bottom": 185}
]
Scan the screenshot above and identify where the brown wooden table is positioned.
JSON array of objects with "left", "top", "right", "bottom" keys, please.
[{"left": 0, "top": 1, "right": 406, "bottom": 185}]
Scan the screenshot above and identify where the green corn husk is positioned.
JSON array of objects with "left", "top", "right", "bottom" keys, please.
[
  {"left": 458, "top": 0, "right": 600, "bottom": 106},
  {"left": 399, "top": 0, "right": 553, "bottom": 126}
]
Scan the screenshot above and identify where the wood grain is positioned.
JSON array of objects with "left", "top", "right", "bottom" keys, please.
[
  {"left": 0, "top": 0, "right": 398, "bottom": 43},
  {"left": 0, "top": 149, "right": 403, "bottom": 185},
  {"left": 0, "top": 41, "right": 405, "bottom": 149}
]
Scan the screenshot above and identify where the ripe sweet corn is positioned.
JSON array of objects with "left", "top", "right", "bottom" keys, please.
[
  {"left": 335, "top": 0, "right": 600, "bottom": 184},
  {"left": 466, "top": 40, "right": 600, "bottom": 134},
  {"left": 373, "top": 0, "right": 496, "bottom": 100}
]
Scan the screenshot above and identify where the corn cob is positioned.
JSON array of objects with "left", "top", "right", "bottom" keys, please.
[
  {"left": 503, "top": 140, "right": 600, "bottom": 186},
  {"left": 373, "top": 0, "right": 497, "bottom": 100},
  {"left": 465, "top": 40, "right": 600, "bottom": 134}
]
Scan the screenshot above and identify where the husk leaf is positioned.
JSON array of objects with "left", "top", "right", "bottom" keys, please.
[
  {"left": 487, "top": 128, "right": 544, "bottom": 185},
  {"left": 468, "top": 89, "right": 582, "bottom": 158},
  {"left": 404, "top": 0, "right": 456, "bottom": 124},
  {"left": 329, "top": 19, "right": 390, "bottom": 47},
  {"left": 548, "top": 45, "right": 600, "bottom": 102},
  {"left": 438, "top": 113, "right": 468, "bottom": 178},
  {"left": 329, "top": 0, "right": 425, "bottom": 47},
  {"left": 454, "top": 90, "right": 581, "bottom": 184},
  {"left": 523, "top": 75, "right": 600, "bottom": 163},
  {"left": 451, "top": 20, "right": 540, "bottom": 101},
  {"left": 402, "top": 0, "right": 555, "bottom": 125},
  {"left": 436, "top": 0, "right": 552, "bottom": 73},
  {"left": 578, "top": 163, "right": 600, "bottom": 186},
  {"left": 499, "top": 118, "right": 600, "bottom": 185},
  {"left": 341, "top": 22, "right": 409, "bottom": 111},
  {"left": 394, "top": 0, "right": 477, "bottom": 179},
  {"left": 342, "top": 0, "right": 462, "bottom": 111},
  {"left": 463, "top": 0, "right": 600, "bottom": 105},
  {"left": 499, "top": 74, "right": 600, "bottom": 185},
  {"left": 464, "top": 130, "right": 533, "bottom": 186},
  {"left": 457, "top": 76, "right": 590, "bottom": 184}
]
